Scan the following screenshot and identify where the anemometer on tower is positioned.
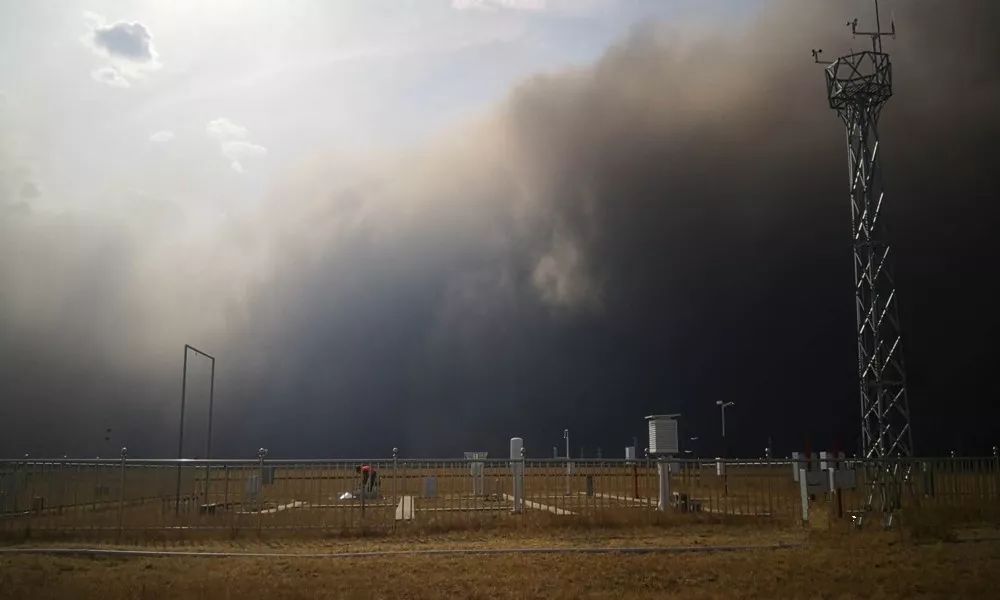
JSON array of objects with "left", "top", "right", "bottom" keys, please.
[{"left": 812, "top": 0, "right": 895, "bottom": 64}]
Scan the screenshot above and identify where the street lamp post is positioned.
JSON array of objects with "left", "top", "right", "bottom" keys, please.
[
  {"left": 175, "top": 344, "right": 216, "bottom": 516},
  {"left": 716, "top": 401, "right": 735, "bottom": 448},
  {"left": 716, "top": 400, "right": 734, "bottom": 497}
]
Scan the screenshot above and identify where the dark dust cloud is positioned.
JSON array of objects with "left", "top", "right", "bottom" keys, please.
[{"left": 1, "top": 0, "right": 998, "bottom": 458}]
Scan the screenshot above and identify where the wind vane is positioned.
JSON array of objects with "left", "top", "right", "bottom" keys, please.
[{"left": 812, "top": 0, "right": 895, "bottom": 64}]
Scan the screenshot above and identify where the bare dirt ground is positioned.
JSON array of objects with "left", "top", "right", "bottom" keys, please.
[{"left": 2, "top": 524, "right": 1000, "bottom": 599}]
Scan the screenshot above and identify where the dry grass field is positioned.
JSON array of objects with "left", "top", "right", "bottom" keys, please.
[{"left": 3, "top": 519, "right": 1000, "bottom": 599}]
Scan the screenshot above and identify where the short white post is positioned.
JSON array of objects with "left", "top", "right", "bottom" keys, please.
[
  {"left": 657, "top": 458, "right": 671, "bottom": 511},
  {"left": 510, "top": 438, "right": 524, "bottom": 514}
]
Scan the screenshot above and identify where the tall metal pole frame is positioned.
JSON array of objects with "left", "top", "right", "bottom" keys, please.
[
  {"left": 174, "top": 344, "right": 216, "bottom": 516},
  {"left": 813, "top": 0, "right": 914, "bottom": 527}
]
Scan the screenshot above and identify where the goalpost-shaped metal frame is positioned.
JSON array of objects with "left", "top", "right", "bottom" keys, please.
[{"left": 174, "top": 344, "right": 216, "bottom": 515}]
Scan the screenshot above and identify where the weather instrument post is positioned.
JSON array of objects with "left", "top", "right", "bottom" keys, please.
[
  {"left": 510, "top": 438, "right": 524, "bottom": 514},
  {"left": 646, "top": 415, "right": 680, "bottom": 511},
  {"left": 813, "top": 0, "right": 913, "bottom": 527}
]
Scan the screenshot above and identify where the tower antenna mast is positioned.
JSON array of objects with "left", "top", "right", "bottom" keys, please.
[{"left": 812, "top": 1, "right": 912, "bottom": 528}]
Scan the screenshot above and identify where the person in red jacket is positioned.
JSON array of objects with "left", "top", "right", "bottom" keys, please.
[{"left": 356, "top": 464, "right": 378, "bottom": 496}]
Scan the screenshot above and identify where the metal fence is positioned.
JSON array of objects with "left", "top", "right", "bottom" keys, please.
[
  {"left": 833, "top": 457, "right": 1000, "bottom": 519},
  {"left": 1, "top": 456, "right": 997, "bottom": 537}
]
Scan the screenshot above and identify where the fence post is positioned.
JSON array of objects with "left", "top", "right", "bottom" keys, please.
[
  {"left": 203, "top": 462, "right": 211, "bottom": 509},
  {"left": 12, "top": 461, "right": 20, "bottom": 515},
  {"left": 117, "top": 446, "right": 127, "bottom": 539},
  {"left": 360, "top": 461, "right": 366, "bottom": 519},
  {"left": 766, "top": 456, "right": 773, "bottom": 517},
  {"left": 392, "top": 447, "right": 399, "bottom": 531},
  {"left": 632, "top": 462, "right": 639, "bottom": 500},
  {"left": 993, "top": 446, "right": 1000, "bottom": 499},
  {"left": 257, "top": 447, "right": 267, "bottom": 535},
  {"left": 224, "top": 463, "right": 234, "bottom": 533},
  {"left": 93, "top": 460, "right": 100, "bottom": 513},
  {"left": 25, "top": 457, "right": 33, "bottom": 534}
]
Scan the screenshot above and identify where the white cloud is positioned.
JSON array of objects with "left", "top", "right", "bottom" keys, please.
[
  {"left": 221, "top": 141, "right": 268, "bottom": 173},
  {"left": 452, "top": 0, "right": 546, "bottom": 10},
  {"left": 206, "top": 118, "right": 248, "bottom": 140},
  {"left": 451, "top": 0, "right": 616, "bottom": 15},
  {"left": 149, "top": 130, "right": 175, "bottom": 143},
  {"left": 207, "top": 118, "right": 266, "bottom": 173},
  {"left": 90, "top": 66, "right": 130, "bottom": 88},
  {"left": 90, "top": 20, "right": 157, "bottom": 63},
  {"left": 83, "top": 13, "right": 160, "bottom": 88}
]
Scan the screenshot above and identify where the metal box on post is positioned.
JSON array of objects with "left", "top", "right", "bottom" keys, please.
[
  {"left": 645, "top": 414, "right": 680, "bottom": 456},
  {"left": 465, "top": 451, "right": 488, "bottom": 496}
]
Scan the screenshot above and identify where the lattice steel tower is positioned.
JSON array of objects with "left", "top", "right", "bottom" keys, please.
[{"left": 813, "top": 0, "right": 914, "bottom": 523}]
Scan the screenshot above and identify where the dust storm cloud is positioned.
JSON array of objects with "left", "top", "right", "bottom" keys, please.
[{"left": 1, "top": 1, "right": 998, "bottom": 457}]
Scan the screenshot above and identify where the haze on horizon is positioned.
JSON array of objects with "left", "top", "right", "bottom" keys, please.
[{"left": 1, "top": 0, "right": 998, "bottom": 460}]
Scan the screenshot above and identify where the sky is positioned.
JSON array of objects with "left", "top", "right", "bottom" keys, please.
[{"left": 1, "top": 0, "right": 998, "bottom": 460}]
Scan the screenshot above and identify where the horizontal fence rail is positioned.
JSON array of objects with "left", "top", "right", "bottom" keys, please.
[{"left": 1, "top": 456, "right": 997, "bottom": 537}]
